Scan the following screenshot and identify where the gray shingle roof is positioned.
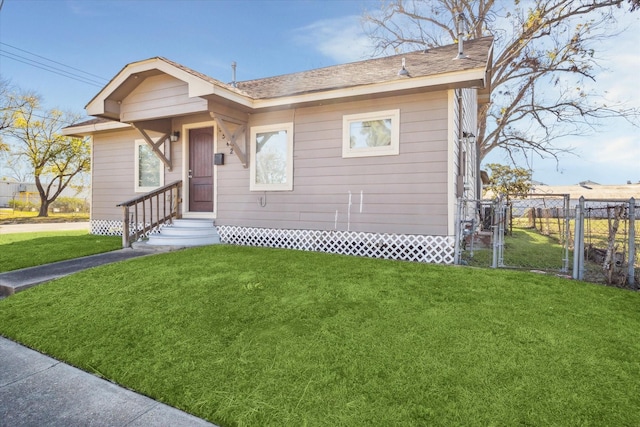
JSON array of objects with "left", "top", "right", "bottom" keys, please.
[{"left": 235, "top": 37, "right": 493, "bottom": 99}]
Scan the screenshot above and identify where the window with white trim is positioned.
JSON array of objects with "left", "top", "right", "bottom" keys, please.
[
  {"left": 250, "top": 123, "right": 294, "bottom": 191},
  {"left": 134, "top": 139, "right": 164, "bottom": 192},
  {"left": 342, "top": 109, "right": 400, "bottom": 158}
]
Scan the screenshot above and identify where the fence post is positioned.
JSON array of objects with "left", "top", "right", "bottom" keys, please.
[
  {"left": 492, "top": 196, "right": 503, "bottom": 268},
  {"left": 628, "top": 197, "right": 636, "bottom": 289},
  {"left": 571, "top": 196, "right": 584, "bottom": 280},
  {"left": 562, "top": 194, "right": 570, "bottom": 273},
  {"left": 454, "top": 198, "right": 463, "bottom": 265},
  {"left": 572, "top": 197, "right": 585, "bottom": 281}
]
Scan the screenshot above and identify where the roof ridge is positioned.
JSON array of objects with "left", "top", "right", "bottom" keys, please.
[{"left": 237, "top": 36, "right": 493, "bottom": 85}]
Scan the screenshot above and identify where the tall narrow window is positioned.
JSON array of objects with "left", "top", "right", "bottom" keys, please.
[
  {"left": 135, "top": 140, "right": 164, "bottom": 192},
  {"left": 250, "top": 123, "right": 294, "bottom": 191},
  {"left": 342, "top": 109, "right": 400, "bottom": 158}
]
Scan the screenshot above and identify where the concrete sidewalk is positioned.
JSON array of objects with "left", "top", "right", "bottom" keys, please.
[
  {"left": 0, "top": 221, "right": 90, "bottom": 234},
  {"left": 0, "top": 239, "right": 218, "bottom": 426},
  {"left": 0, "top": 337, "right": 216, "bottom": 426}
]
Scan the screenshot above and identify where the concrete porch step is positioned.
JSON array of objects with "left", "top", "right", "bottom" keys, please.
[
  {"left": 146, "top": 234, "right": 221, "bottom": 246},
  {"left": 170, "top": 218, "right": 216, "bottom": 228},
  {"left": 160, "top": 226, "right": 218, "bottom": 237},
  {"left": 145, "top": 218, "right": 221, "bottom": 247}
]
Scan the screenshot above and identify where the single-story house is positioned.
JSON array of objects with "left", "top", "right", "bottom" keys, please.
[{"left": 63, "top": 36, "right": 493, "bottom": 264}]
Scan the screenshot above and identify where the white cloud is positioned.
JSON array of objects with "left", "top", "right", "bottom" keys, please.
[{"left": 292, "top": 15, "right": 375, "bottom": 64}]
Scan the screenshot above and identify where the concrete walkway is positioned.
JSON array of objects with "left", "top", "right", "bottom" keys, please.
[
  {"left": 0, "top": 227, "right": 218, "bottom": 426},
  {"left": 0, "top": 248, "right": 160, "bottom": 296},
  {"left": 0, "top": 337, "right": 216, "bottom": 426}
]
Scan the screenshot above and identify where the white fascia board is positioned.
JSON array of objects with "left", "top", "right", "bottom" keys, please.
[
  {"left": 86, "top": 58, "right": 224, "bottom": 115},
  {"left": 208, "top": 86, "right": 254, "bottom": 109},
  {"left": 86, "top": 58, "right": 161, "bottom": 114},
  {"left": 62, "top": 121, "right": 131, "bottom": 137},
  {"left": 250, "top": 68, "right": 487, "bottom": 110}
]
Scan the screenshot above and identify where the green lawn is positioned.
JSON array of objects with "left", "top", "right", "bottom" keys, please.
[
  {"left": 0, "top": 231, "right": 121, "bottom": 272},
  {"left": 1, "top": 244, "right": 639, "bottom": 426},
  {"left": 464, "top": 228, "right": 568, "bottom": 270}
]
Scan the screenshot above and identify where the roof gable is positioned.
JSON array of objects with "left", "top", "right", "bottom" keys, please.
[
  {"left": 72, "top": 36, "right": 492, "bottom": 128},
  {"left": 86, "top": 57, "right": 245, "bottom": 120}
]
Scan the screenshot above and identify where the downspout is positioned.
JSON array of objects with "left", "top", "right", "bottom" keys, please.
[
  {"left": 456, "top": 89, "right": 464, "bottom": 198},
  {"left": 476, "top": 136, "right": 483, "bottom": 200}
]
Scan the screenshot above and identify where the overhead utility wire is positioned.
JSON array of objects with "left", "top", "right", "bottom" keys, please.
[
  {"left": 3, "top": 106, "right": 81, "bottom": 126},
  {"left": 0, "top": 42, "right": 108, "bottom": 82},
  {"left": 0, "top": 50, "right": 105, "bottom": 87}
]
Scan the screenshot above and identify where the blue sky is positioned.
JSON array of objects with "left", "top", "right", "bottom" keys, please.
[{"left": 1, "top": 0, "right": 638, "bottom": 186}]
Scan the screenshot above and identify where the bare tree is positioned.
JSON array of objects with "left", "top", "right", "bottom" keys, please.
[
  {"left": 3, "top": 94, "right": 90, "bottom": 216},
  {"left": 363, "top": 0, "right": 639, "bottom": 164}
]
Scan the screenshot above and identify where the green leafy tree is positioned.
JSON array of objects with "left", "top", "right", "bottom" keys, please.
[
  {"left": 0, "top": 77, "right": 31, "bottom": 153},
  {"left": 364, "top": 0, "right": 639, "bottom": 165},
  {"left": 3, "top": 94, "right": 90, "bottom": 216},
  {"left": 484, "top": 163, "right": 532, "bottom": 199}
]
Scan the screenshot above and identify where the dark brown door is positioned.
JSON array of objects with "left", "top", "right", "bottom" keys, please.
[{"left": 189, "top": 127, "right": 213, "bottom": 212}]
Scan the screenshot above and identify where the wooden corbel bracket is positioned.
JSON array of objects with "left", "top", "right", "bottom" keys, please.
[
  {"left": 210, "top": 113, "right": 248, "bottom": 168},
  {"left": 132, "top": 123, "right": 172, "bottom": 170}
]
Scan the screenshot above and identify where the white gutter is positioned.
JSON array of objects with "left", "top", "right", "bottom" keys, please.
[{"left": 62, "top": 121, "right": 131, "bottom": 136}]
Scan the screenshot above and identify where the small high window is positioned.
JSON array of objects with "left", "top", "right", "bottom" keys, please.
[
  {"left": 250, "top": 123, "right": 294, "bottom": 191},
  {"left": 342, "top": 109, "right": 400, "bottom": 158},
  {"left": 134, "top": 140, "right": 164, "bottom": 192}
]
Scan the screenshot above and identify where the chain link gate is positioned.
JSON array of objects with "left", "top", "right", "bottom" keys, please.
[
  {"left": 505, "top": 194, "right": 571, "bottom": 273},
  {"left": 456, "top": 195, "right": 571, "bottom": 274},
  {"left": 455, "top": 197, "right": 502, "bottom": 268}
]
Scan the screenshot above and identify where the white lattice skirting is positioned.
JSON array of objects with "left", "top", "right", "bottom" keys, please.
[
  {"left": 90, "top": 220, "right": 455, "bottom": 264},
  {"left": 217, "top": 226, "right": 455, "bottom": 264},
  {"left": 91, "top": 219, "right": 165, "bottom": 238},
  {"left": 91, "top": 220, "right": 124, "bottom": 236}
]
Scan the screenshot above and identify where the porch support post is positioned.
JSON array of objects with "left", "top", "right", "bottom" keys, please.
[
  {"left": 211, "top": 113, "right": 248, "bottom": 168},
  {"left": 122, "top": 205, "right": 131, "bottom": 248}
]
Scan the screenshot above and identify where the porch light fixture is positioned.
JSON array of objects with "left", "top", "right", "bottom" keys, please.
[{"left": 170, "top": 131, "right": 180, "bottom": 142}]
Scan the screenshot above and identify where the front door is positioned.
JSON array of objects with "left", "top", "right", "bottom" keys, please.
[{"left": 189, "top": 127, "right": 214, "bottom": 212}]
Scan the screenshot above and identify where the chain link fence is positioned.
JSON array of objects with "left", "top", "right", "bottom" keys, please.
[
  {"left": 573, "top": 198, "right": 637, "bottom": 289},
  {"left": 456, "top": 195, "right": 638, "bottom": 290},
  {"left": 456, "top": 195, "right": 571, "bottom": 273}
]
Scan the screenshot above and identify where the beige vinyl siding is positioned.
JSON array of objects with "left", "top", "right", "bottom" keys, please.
[
  {"left": 447, "top": 88, "right": 479, "bottom": 235},
  {"left": 216, "top": 91, "right": 450, "bottom": 235},
  {"left": 120, "top": 74, "right": 208, "bottom": 122},
  {"left": 91, "top": 128, "right": 182, "bottom": 220}
]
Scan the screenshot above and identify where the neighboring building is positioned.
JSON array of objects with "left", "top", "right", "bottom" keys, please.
[
  {"left": 0, "top": 180, "right": 88, "bottom": 209},
  {"left": 63, "top": 37, "right": 494, "bottom": 264},
  {"left": 532, "top": 182, "right": 640, "bottom": 202},
  {"left": 0, "top": 181, "right": 38, "bottom": 208}
]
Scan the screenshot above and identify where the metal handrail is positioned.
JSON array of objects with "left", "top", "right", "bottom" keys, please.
[{"left": 117, "top": 180, "right": 182, "bottom": 247}]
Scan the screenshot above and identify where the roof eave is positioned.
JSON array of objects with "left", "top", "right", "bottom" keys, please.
[
  {"left": 62, "top": 120, "right": 132, "bottom": 137},
  {"left": 250, "top": 67, "right": 488, "bottom": 110}
]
